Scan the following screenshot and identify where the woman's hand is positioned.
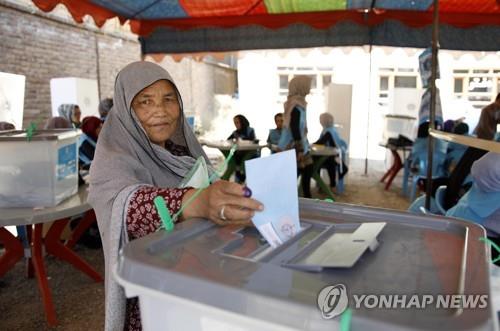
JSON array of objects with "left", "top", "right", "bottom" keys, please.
[{"left": 180, "top": 180, "right": 264, "bottom": 226}]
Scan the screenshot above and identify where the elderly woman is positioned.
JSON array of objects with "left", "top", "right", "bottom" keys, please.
[
  {"left": 278, "top": 76, "right": 313, "bottom": 198},
  {"left": 58, "top": 103, "right": 82, "bottom": 128},
  {"left": 89, "top": 62, "right": 263, "bottom": 331}
]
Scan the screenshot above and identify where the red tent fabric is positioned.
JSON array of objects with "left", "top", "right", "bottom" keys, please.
[{"left": 31, "top": 0, "right": 500, "bottom": 36}]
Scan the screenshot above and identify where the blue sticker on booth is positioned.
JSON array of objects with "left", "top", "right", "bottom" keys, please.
[{"left": 57, "top": 143, "right": 77, "bottom": 180}]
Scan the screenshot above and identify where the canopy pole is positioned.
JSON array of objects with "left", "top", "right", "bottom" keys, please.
[
  {"left": 425, "top": 0, "right": 440, "bottom": 210},
  {"left": 364, "top": 43, "right": 373, "bottom": 176}
]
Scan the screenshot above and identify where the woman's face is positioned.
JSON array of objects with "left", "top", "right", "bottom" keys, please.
[
  {"left": 275, "top": 115, "right": 283, "bottom": 130},
  {"left": 72, "top": 106, "right": 81, "bottom": 123},
  {"left": 132, "top": 80, "right": 180, "bottom": 147},
  {"left": 233, "top": 117, "right": 242, "bottom": 130}
]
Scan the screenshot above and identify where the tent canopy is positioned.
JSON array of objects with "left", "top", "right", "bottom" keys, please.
[{"left": 32, "top": 0, "right": 500, "bottom": 53}]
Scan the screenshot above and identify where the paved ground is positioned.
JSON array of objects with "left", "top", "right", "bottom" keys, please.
[{"left": 0, "top": 158, "right": 411, "bottom": 330}]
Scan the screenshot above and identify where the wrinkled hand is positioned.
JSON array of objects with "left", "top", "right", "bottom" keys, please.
[{"left": 181, "top": 180, "right": 264, "bottom": 226}]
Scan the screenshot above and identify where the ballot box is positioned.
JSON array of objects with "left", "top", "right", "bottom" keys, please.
[
  {"left": 0, "top": 129, "right": 80, "bottom": 207},
  {"left": 116, "top": 199, "right": 496, "bottom": 331}
]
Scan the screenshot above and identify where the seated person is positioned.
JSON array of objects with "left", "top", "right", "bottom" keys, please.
[
  {"left": 409, "top": 121, "right": 448, "bottom": 195},
  {"left": 444, "top": 93, "right": 500, "bottom": 209},
  {"left": 446, "top": 152, "right": 500, "bottom": 263},
  {"left": 227, "top": 114, "right": 257, "bottom": 183},
  {"left": 79, "top": 116, "right": 102, "bottom": 171},
  {"left": 0, "top": 122, "right": 15, "bottom": 131},
  {"left": 58, "top": 104, "right": 82, "bottom": 128},
  {"left": 313, "top": 113, "right": 348, "bottom": 189},
  {"left": 446, "top": 122, "right": 469, "bottom": 171},
  {"left": 228, "top": 114, "right": 255, "bottom": 141},
  {"left": 44, "top": 116, "right": 72, "bottom": 129},
  {"left": 267, "top": 113, "right": 284, "bottom": 147}
]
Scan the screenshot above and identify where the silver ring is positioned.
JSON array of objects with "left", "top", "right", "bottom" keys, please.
[{"left": 219, "top": 205, "right": 227, "bottom": 221}]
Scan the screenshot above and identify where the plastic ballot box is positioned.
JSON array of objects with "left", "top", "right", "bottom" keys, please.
[
  {"left": 116, "top": 199, "right": 496, "bottom": 331},
  {"left": 0, "top": 129, "right": 80, "bottom": 207}
]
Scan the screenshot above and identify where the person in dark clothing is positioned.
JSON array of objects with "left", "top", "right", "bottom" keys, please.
[
  {"left": 75, "top": 116, "right": 103, "bottom": 249},
  {"left": 278, "top": 76, "right": 314, "bottom": 198},
  {"left": 79, "top": 116, "right": 102, "bottom": 171},
  {"left": 443, "top": 93, "right": 500, "bottom": 210},
  {"left": 227, "top": 114, "right": 257, "bottom": 183},
  {"left": 227, "top": 114, "right": 256, "bottom": 141}
]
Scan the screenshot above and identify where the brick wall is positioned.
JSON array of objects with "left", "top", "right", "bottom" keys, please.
[{"left": 0, "top": 3, "right": 141, "bottom": 127}]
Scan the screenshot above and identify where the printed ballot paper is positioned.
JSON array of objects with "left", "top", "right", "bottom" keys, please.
[{"left": 245, "top": 150, "right": 300, "bottom": 248}]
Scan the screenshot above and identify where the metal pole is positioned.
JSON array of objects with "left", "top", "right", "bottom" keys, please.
[
  {"left": 364, "top": 43, "right": 373, "bottom": 176},
  {"left": 425, "top": 0, "right": 439, "bottom": 210}
]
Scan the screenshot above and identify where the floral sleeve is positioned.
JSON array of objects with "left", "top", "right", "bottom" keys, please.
[
  {"left": 124, "top": 185, "right": 191, "bottom": 331},
  {"left": 125, "top": 186, "right": 191, "bottom": 241}
]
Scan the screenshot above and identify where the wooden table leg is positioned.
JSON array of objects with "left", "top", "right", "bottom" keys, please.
[
  {"left": 44, "top": 218, "right": 103, "bottom": 282},
  {"left": 32, "top": 223, "right": 58, "bottom": 326},
  {"left": 0, "top": 227, "right": 24, "bottom": 277},
  {"left": 384, "top": 149, "right": 403, "bottom": 190},
  {"left": 65, "top": 209, "right": 96, "bottom": 249}
]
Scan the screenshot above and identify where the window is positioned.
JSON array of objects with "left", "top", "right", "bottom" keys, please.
[
  {"left": 394, "top": 76, "right": 417, "bottom": 88},
  {"left": 376, "top": 67, "right": 421, "bottom": 112},
  {"left": 468, "top": 77, "right": 492, "bottom": 93},
  {"left": 454, "top": 78, "right": 463, "bottom": 93},
  {"left": 322, "top": 75, "right": 332, "bottom": 87},
  {"left": 453, "top": 68, "right": 500, "bottom": 109},
  {"left": 276, "top": 66, "right": 334, "bottom": 102},
  {"left": 379, "top": 76, "right": 389, "bottom": 91},
  {"left": 279, "top": 75, "right": 289, "bottom": 89}
]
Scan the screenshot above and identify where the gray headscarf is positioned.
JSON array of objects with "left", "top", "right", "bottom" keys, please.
[
  {"left": 88, "top": 61, "right": 210, "bottom": 331},
  {"left": 471, "top": 152, "right": 500, "bottom": 193},
  {"left": 57, "top": 104, "right": 77, "bottom": 123}
]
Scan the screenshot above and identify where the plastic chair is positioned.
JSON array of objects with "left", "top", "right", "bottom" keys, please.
[
  {"left": 409, "top": 157, "right": 446, "bottom": 202},
  {"left": 434, "top": 185, "right": 447, "bottom": 215},
  {"left": 336, "top": 148, "right": 346, "bottom": 194}
]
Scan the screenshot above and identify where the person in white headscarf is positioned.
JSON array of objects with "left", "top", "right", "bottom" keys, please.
[
  {"left": 278, "top": 75, "right": 314, "bottom": 198},
  {"left": 89, "top": 61, "right": 263, "bottom": 331}
]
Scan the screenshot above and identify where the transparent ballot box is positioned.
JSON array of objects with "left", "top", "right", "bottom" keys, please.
[
  {"left": 0, "top": 129, "right": 80, "bottom": 207},
  {"left": 116, "top": 200, "right": 496, "bottom": 331}
]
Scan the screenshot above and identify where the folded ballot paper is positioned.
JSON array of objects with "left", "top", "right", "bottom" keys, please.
[{"left": 245, "top": 150, "right": 300, "bottom": 248}]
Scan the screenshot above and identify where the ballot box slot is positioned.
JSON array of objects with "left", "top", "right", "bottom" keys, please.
[
  {"left": 282, "top": 222, "right": 386, "bottom": 272},
  {"left": 213, "top": 222, "right": 316, "bottom": 261}
]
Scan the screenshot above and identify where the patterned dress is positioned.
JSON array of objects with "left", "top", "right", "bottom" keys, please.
[{"left": 124, "top": 141, "right": 191, "bottom": 331}]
